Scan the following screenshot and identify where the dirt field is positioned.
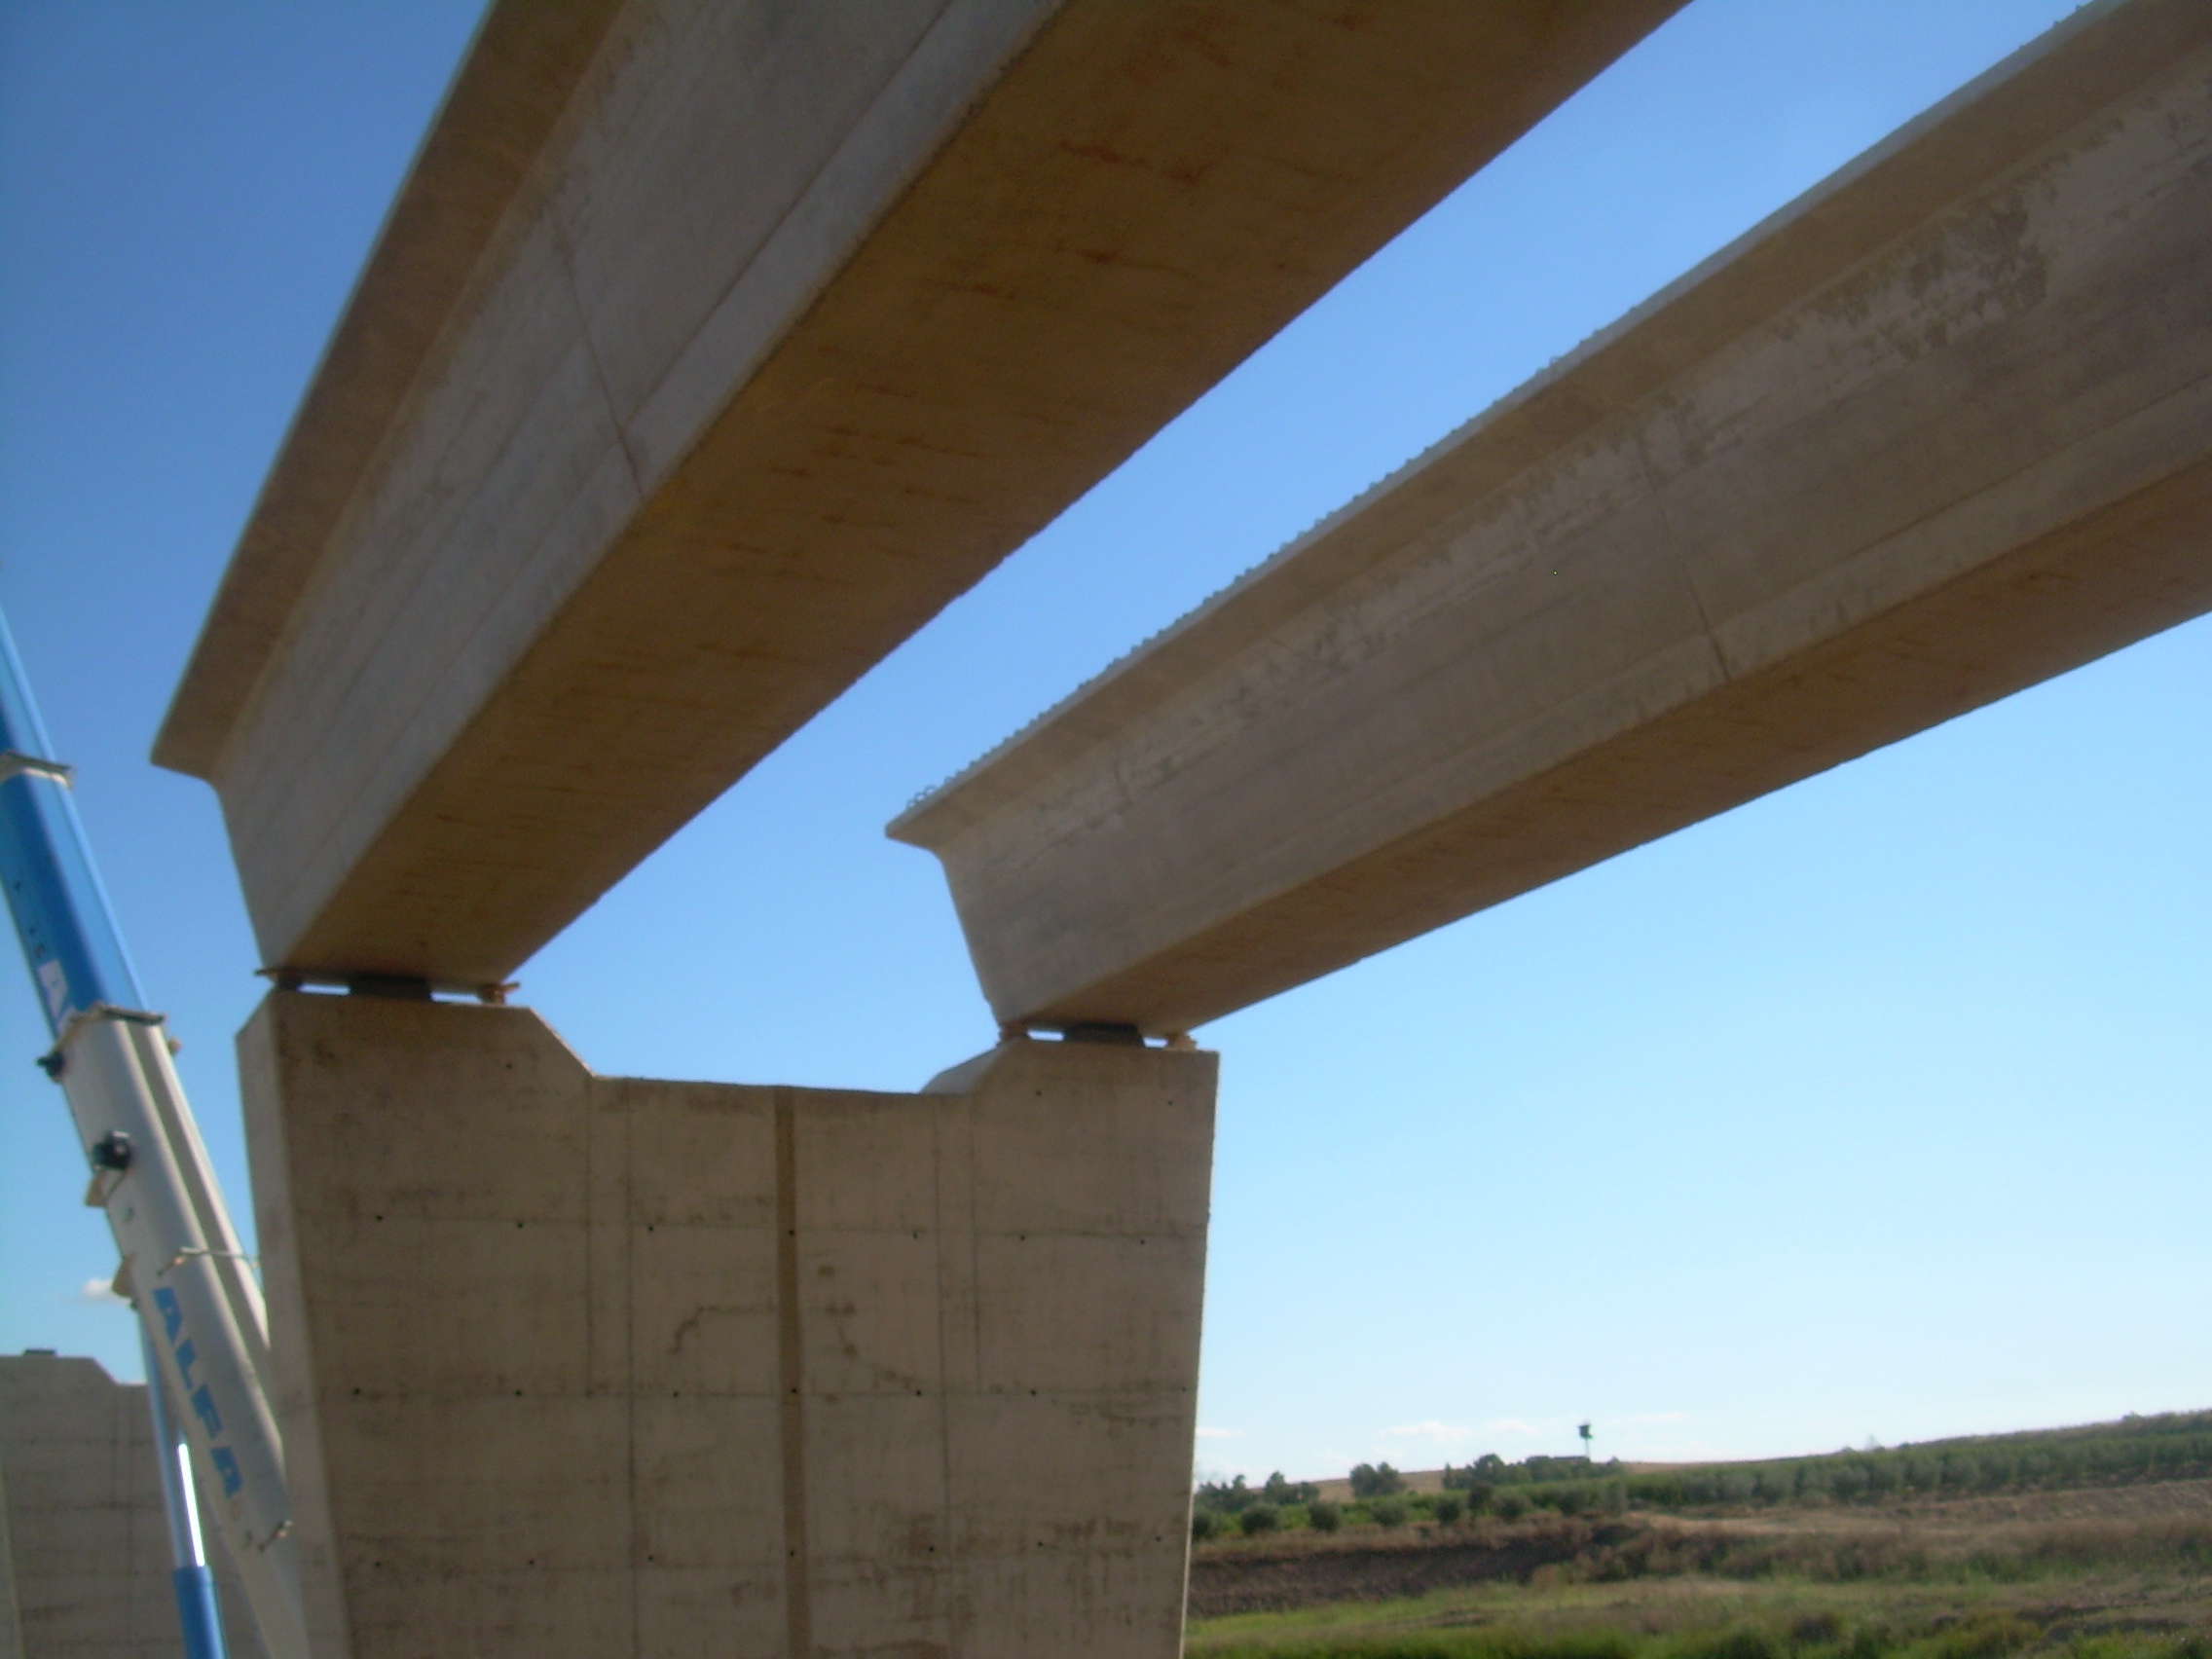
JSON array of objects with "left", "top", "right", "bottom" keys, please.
[
  {"left": 1191, "top": 1523, "right": 1621, "bottom": 1618},
  {"left": 1891, "top": 1477, "right": 2212, "bottom": 1526},
  {"left": 1199, "top": 1428, "right": 2212, "bottom": 1652},
  {"left": 1190, "top": 1481, "right": 2212, "bottom": 1623}
]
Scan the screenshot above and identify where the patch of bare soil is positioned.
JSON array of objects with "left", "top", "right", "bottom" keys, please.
[
  {"left": 1189, "top": 1487, "right": 2212, "bottom": 1624},
  {"left": 1899, "top": 1476, "right": 2212, "bottom": 1525},
  {"left": 1666, "top": 1477, "right": 2212, "bottom": 1542},
  {"left": 1188, "top": 1521, "right": 1621, "bottom": 1618}
]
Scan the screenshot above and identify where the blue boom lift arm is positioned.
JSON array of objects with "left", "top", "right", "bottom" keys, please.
[{"left": 0, "top": 609, "right": 306, "bottom": 1658}]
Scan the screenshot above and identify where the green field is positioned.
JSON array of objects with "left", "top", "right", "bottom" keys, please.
[
  {"left": 1190, "top": 1575, "right": 2212, "bottom": 1659},
  {"left": 1186, "top": 1413, "right": 2212, "bottom": 1658}
]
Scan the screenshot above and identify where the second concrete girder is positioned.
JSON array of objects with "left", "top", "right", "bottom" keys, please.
[{"left": 891, "top": 0, "right": 2212, "bottom": 1034}]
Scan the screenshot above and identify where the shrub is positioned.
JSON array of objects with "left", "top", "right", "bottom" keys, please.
[
  {"left": 1196, "top": 1474, "right": 1257, "bottom": 1514},
  {"left": 1238, "top": 1503, "right": 1280, "bottom": 1537},
  {"left": 1190, "top": 1509, "right": 1215, "bottom": 1541},
  {"left": 1929, "top": 1612, "right": 2038, "bottom": 1659},
  {"left": 1350, "top": 1461, "right": 1407, "bottom": 1498},
  {"left": 1551, "top": 1635, "right": 1638, "bottom": 1659},
  {"left": 1677, "top": 1629, "right": 1782, "bottom": 1659},
  {"left": 1433, "top": 1494, "right": 1464, "bottom": 1526},
  {"left": 1370, "top": 1497, "right": 1408, "bottom": 1529},
  {"left": 1495, "top": 1492, "right": 1530, "bottom": 1521},
  {"left": 1307, "top": 1500, "right": 1342, "bottom": 1533},
  {"left": 1789, "top": 1611, "right": 1846, "bottom": 1645}
]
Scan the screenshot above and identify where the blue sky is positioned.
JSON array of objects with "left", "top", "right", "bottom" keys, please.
[{"left": 2, "top": 0, "right": 2204, "bottom": 1485}]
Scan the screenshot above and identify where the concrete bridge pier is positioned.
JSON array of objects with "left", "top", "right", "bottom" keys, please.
[{"left": 238, "top": 990, "right": 1215, "bottom": 1657}]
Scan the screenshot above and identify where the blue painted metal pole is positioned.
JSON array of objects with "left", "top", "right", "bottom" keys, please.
[
  {"left": 0, "top": 610, "right": 145, "bottom": 1030},
  {"left": 0, "top": 606, "right": 304, "bottom": 1654},
  {"left": 142, "top": 1326, "right": 232, "bottom": 1659}
]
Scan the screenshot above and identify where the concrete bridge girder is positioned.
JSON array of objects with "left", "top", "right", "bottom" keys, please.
[
  {"left": 892, "top": 0, "right": 2212, "bottom": 1035},
  {"left": 155, "top": 0, "right": 1681, "bottom": 990},
  {"left": 137, "top": 1, "right": 2212, "bottom": 1654},
  {"left": 148, "top": 2, "right": 1705, "bottom": 1650}
]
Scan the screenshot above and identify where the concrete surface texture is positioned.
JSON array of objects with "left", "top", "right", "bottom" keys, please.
[
  {"left": 892, "top": 0, "right": 2212, "bottom": 1035},
  {"left": 153, "top": 0, "right": 1682, "bottom": 988},
  {"left": 0, "top": 1456, "right": 16, "bottom": 1659},
  {"left": 239, "top": 991, "right": 1216, "bottom": 1657},
  {"left": 0, "top": 1352, "right": 270, "bottom": 1659}
]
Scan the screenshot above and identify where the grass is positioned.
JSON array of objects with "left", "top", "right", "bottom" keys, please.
[
  {"left": 1189, "top": 1579, "right": 2212, "bottom": 1659},
  {"left": 1186, "top": 1508, "right": 2212, "bottom": 1658}
]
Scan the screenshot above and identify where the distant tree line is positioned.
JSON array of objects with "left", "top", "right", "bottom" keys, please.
[
  {"left": 1441, "top": 1452, "right": 1617, "bottom": 1509},
  {"left": 1437, "top": 1410, "right": 2212, "bottom": 1519},
  {"left": 1189, "top": 1410, "right": 2212, "bottom": 1543},
  {"left": 1195, "top": 1470, "right": 1322, "bottom": 1513},
  {"left": 1192, "top": 1469, "right": 1322, "bottom": 1533},
  {"left": 1615, "top": 1411, "right": 2212, "bottom": 1512},
  {"left": 1444, "top": 1453, "right": 1613, "bottom": 1490}
]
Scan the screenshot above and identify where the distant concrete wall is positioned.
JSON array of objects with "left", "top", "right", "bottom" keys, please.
[
  {"left": 239, "top": 991, "right": 1216, "bottom": 1656},
  {"left": 0, "top": 1352, "right": 270, "bottom": 1659},
  {"left": 0, "top": 1437, "right": 21, "bottom": 1659}
]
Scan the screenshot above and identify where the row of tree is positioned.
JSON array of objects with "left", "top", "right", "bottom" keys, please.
[
  {"left": 1190, "top": 1409, "right": 2212, "bottom": 1539},
  {"left": 1443, "top": 1454, "right": 1611, "bottom": 1491},
  {"left": 1190, "top": 1490, "right": 1467, "bottom": 1541},
  {"left": 1619, "top": 1419, "right": 2212, "bottom": 1511},
  {"left": 1193, "top": 1470, "right": 1321, "bottom": 1517},
  {"left": 1432, "top": 1412, "right": 2212, "bottom": 1514},
  {"left": 1193, "top": 1460, "right": 1413, "bottom": 1519}
]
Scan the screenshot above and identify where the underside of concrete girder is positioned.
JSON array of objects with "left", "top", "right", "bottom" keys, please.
[
  {"left": 891, "top": 0, "right": 2212, "bottom": 1034},
  {"left": 155, "top": 0, "right": 1678, "bottom": 989}
]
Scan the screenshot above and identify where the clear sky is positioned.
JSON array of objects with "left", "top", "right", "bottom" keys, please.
[{"left": 2, "top": 0, "right": 2204, "bottom": 1488}]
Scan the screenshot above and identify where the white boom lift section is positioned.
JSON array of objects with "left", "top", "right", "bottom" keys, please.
[{"left": 0, "top": 609, "right": 307, "bottom": 1658}]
